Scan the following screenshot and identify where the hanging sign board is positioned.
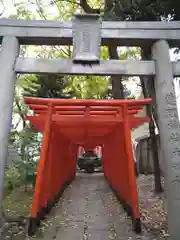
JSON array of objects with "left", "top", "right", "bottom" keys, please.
[{"left": 72, "top": 13, "right": 101, "bottom": 64}]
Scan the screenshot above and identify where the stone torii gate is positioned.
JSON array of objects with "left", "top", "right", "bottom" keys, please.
[{"left": 1, "top": 15, "right": 180, "bottom": 239}]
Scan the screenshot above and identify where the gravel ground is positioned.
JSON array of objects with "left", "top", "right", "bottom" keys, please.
[{"left": 2, "top": 173, "right": 169, "bottom": 240}]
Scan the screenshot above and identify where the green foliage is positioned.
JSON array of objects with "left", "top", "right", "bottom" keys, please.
[
  {"left": 12, "top": 125, "right": 41, "bottom": 160},
  {"left": 4, "top": 165, "right": 22, "bottom": 193},
  {"left": 22, "top": 74, "right": 74, "bottom": 99},
  {"left": 10, "top": 6, "right": 36, "bottom": 20},
  {"left": 4, "top": 158, "right": 38, "bottom": 196},
  {"left": 103, "top": 0, "right": 180, "bottom": 21},
  {"left": 13, "top": 159, "right": 38, "bottom": 186}
]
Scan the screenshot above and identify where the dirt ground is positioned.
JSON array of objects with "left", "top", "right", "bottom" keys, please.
[
  {"left": 137, "top": 175, "right": 169, "bottom": 239},
  {"left": 2, "top": 173, "right": 169, "bottom": 240}
]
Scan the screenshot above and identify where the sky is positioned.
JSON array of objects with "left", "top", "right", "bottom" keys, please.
[{"left": 2, "top": 0, "right": 14, "bottom": 17}]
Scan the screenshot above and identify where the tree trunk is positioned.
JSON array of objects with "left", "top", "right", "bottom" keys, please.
[
  {"left": 108, "top": 44, "right": 124, "bottom": 99},
  {"left": 141, "top": 48, "right": 163, "bottom": 193}
]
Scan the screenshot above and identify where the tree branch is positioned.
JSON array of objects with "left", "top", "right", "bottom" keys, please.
[
  {"left": 14, "top": 116, "right": 22, "bottom": 130},
  {"left": 79, "top": 0, "right": 100, "bottom": 13},
  {"left": 51, "top": 0, "right": 81, "bottom": 6},
  {"left": 14, "top": 95, "right": 26, "bottom": 128},
  {"left": 141, "top": 47, "right": 163, "bottom": 193},
  {"left": 0, "top": 0, "right": 5, "bottom": 17},
  {"left": 35, "top": 0, "right": 47, "bottom": 20}
]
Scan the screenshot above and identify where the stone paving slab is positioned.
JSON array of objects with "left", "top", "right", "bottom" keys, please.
[
  {"left": 27, "top": 173, "right": 155, "bottom": 240},
  {"left": 55, "top": 222, "right": 85, "bottom": 240},
  {"left": 86, "top": 229, "right": 114, "bottom": 240}
]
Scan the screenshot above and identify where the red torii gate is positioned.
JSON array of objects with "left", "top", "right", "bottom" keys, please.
[{"left": 24, "top": 97, "right": 152, "bottom": 235}]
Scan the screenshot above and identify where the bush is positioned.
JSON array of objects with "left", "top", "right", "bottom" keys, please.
[{"left": 4, "top": 159, "right": 38, "bottom": 195}]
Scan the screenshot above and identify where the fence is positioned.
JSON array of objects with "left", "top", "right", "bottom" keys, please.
[{"left": 135, "top": 134, "right": 164, "bottom": 176}]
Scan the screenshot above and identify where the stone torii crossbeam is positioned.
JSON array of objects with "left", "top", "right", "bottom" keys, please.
[{"left": 0, "top": 14, "right": 180, "bottom": 239}]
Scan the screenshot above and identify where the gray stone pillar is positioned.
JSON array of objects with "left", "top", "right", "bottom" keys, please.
[
  {"left": 0, "top": 37, "right": 19, "bottom": 229},
  {"left": 152, "top": 40, "right": 180, "bottom": 240}
]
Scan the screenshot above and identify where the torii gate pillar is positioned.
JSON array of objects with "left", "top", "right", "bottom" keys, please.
[
  {"left": 152, "top": 40, "right": 180, "bottom": 240},
  {"left": 0, "top": 36, "right": 19, "bottom": 231}
]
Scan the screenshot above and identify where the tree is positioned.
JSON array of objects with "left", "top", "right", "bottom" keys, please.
[{"left": 22, "top": 74, "right": 74, "bottom": 99}]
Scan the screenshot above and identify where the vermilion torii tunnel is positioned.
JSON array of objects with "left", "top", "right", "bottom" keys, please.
[{"left": 24, "top": 97, "right": 152, "bottom": 236}]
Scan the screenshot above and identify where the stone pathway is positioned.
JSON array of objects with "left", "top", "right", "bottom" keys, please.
[{"left": 25, "top": 173, "right": 157, "bottom": 240}]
